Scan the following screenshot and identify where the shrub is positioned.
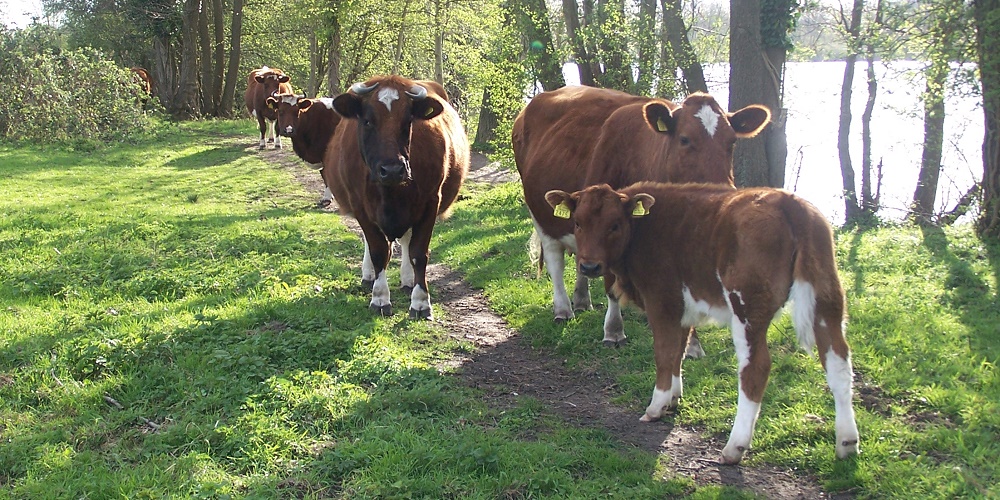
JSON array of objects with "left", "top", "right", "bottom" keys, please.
[{"left": 0, "top": 25, "right": 154, "bottom": 145}]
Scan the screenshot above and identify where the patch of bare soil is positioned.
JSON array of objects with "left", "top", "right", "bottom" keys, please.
[{"left": 253, "top": 140, "right": 841, "bottom": 499}]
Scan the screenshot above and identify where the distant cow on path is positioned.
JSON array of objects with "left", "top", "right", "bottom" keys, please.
[
  {"left": 244, "top": 66, "right": 292, "bottom": 150},
  {"left": 268, "top": 94, "right": 341, "bottom": 205},
  {"left": 324, "top": 76, "right": 469, "bottom": 319},
  {"left": 513, "top": 86, "right": 770, "bottom": 353},
  {"left": 546, "top": 182, "right": 860, "bottom": 465},
  {"left": 130, "top": 67, "right": 152, "bottom": 105}
]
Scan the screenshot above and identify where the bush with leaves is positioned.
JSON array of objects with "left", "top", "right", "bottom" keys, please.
[{"left": 0, "top": 25, "right": 154, "bottom": 145}]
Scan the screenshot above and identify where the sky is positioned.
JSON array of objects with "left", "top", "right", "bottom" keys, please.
[{"left": 1, "top": 0, "right": 46, "bottom": 28}]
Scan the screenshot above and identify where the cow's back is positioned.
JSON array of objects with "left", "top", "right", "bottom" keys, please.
[
  {"left": 583, "top": 100, "right": 679, "bottom": 189},
  {"left": 514, "top": 86, "right": 646, "bottom": 233}
]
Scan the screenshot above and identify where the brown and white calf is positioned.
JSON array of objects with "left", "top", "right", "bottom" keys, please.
[
  {"left": 513, "top": 86, "right": 770, "bottom": 352},
  {"left": 268, "top": 94, "right": 341, "bottom": 205},
  {"left": 243, "top": 66, "right": 292, "bottom": 150},
  {"left": 546, "top": 182, "right": 860, "bottom": 464}
]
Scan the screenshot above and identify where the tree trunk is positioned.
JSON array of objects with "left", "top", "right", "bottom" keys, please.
[
  {"left": 474, "top": 87, "right": 499, "bottom": 147},
  {"left": 911, "top": 59, "right": 948, "bottom": 224},
  {"left": 729, "top": 0, "right": 771, "bottom": 188},
  {"left": 860, "top": 51, "right": 880, "bottom": 216},
  {"left": 326, "top": 15, "right": 342, "bottom": 94},
  {"left": 198, "top": 0, "right": 213, "bottom": 115},
  {"left": 173, "top": 0, "right": 201, "bottom": 119},
  {"left": 974, "top": 0, "right": 1000, "bottom": 238},
  {"left": 152, "top": 35, "right": 177, "bottom": 107},
  {"left": 634, "top": 0, "right": 656, "bottom": 95},
  {"left": 219, "top": 0, "right": 243, "bottom": 118},
  {"left": 595, "top": 0, "right": 630, "bottom": 91},
  {"left": 838, "top": 0, "right": 864, "bottom": 224},
  {"left": 212, "top": 0, "right": 224, "bottom": 113},
  {"left": 660, "top": 0, "right": 706, "bottom": 95},
  {"left": 562, "top": 0, "right": 595, "bottom": 86},
  {"left": 434, "top": 0, "right": 444, "bottom": 84},
  {"left": 392, "top": 0, "right": 413, "bottom": 74},
  {"left": 521, "top": 0, "right": 565, "bottom": 91}
]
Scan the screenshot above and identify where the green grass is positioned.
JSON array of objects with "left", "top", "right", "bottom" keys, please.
[
  {"left": 434, "top": 182, "right": 1000, "bottom": 498},
  {"left": 0, "top": 121, "right": 697, "bottom": 498}
]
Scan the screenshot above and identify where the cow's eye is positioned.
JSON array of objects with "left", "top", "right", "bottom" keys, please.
[
  {"left": 610, "top": 223, "right": 620, "bottom": 233},
  {"left": 679, "top": 136, "right": 691, "bottom": 147},
  {"left": 363, "top": 119, "right": 374, "bottom": 129}
]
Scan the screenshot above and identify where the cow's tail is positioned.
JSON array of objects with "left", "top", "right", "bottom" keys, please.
[
  {"left": 781, "top": 194, "right": 846, "bottom": 355},
  {"left": 528, "top": 227, "right": 544, "bottom": 278}
]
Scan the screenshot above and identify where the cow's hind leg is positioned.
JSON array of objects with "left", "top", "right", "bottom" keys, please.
[
  {"left": 721, "top": 312, "right": 772, "bottom": 465},
  {"left": 810, "top": 302, "right": 860, "bottom": 458},
  {"left": 398, "top": 229, "right": 416, "bottom": 294},
  {"left": 406, "top": 217, "right": 437, "bottom": 320},
  {"left": 270, "top": 118, "right": 282, "bottom": 149}
]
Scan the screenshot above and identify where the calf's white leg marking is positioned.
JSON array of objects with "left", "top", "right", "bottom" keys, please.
[
  {"left": 603, "top": 296, "right": 625, "bottom": 344},
  {"left": 370, "top": 270, "right": 391, "bottom": 310},
  {"left": 721, "top": 317, "right": 760, "bottom": 464},
  {"left": 640, "top": 374, "right": 683, "bottom": 421},
  {"left": 825, "top": 347, "right": 860, "bottom": 458},
  {"left": 398, "top": 229, "right": 415, "bottom": 290},
  {"left": 789, "top": 280, "right": 817, "bottom": 352}
]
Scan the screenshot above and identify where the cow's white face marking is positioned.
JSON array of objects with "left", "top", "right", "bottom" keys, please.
[
  {"left": 280, "top": 94, "right": 298, "bottom": 104},
  {"left": 318, "top": 97, "right": 335, "bottom": 110},
  {"left": 695, "top": 104, "right": 720, "bottom": 137},
  {"left": 378, "top": 88, "right": 399, "bottom": 111}
]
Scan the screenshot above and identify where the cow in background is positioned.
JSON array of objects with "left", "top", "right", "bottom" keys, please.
[
  {"left": 513, "top": 86, "right": 770, "bottom": 353},
  {"left": 324, "top": 76, "right": 469, "bottom": 319},
  {"left": 268, "top": 93, "right": 340, "bottom": 206},
  {"left": 547, "top": 182, "right": 859, "bottom": 464},
  {"left": 130, "top": 67, "right": 152, "bottom": 106},
  {"left": 244, "top": 66, "right": 292, "bottom": 149}
]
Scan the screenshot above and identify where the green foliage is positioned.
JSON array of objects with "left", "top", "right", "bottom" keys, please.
[
  {"left": 761, "top": 0, "right": 802, "bottom": 51},
  {"left": 0, "top": 25, "right": 154, "bottom": 145}
]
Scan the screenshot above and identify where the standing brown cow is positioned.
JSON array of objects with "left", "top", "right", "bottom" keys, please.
[
  {"left": 267, "top": 94, "right": 340, "bottom": 206},
  {"left": 244, "top": 66, "right": 292, "bottom": 150},
  {"left": 324, "top": 76, "right": 469, "bottom": 319},
  {"left": 130, "top": 67, "right": 152, "bottom": 105},
  {"left": 547, "top": 182, "right": 860, "bottom": 465},
  {"left": 513, "top": 86, "right": 770, "bottom": 352}
]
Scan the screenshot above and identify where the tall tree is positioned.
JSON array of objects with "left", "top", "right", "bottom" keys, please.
[
  {"left": 659, "top": 0, "right": 706, "bottom": 95},
  {"left": 730, "top": 0, "right": 774, "bottom": 187},
  {"left": 634, "top": 0, "right": 656, "bottom": 95},
  {"left": 211, "top": 0, "right": 224, "bottom": 112},
  {"left": 517, "top": 0, "right": 565, "bottom": 91},
  {"left": 563, "top": 0, "right": 595, "bottom": 86},
  {"left": 836, "top": 0, "right": 865, "bottom": 223},
  {"left": 197, "top": 0, "right": 213, "bottom": 115},
  {"left": 975, "top": 0, "right": 1000, "bottom": 237},
  {"left": 219, "top": 0, "right": 243, "bottom": 118},
  {"left": 172, "top": 0, "right": 200, "bottom": 118}
]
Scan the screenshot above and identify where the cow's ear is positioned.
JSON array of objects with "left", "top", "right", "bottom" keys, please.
[
  {"left": 644, "top": 101, "right": 677, "bottom": 135},
  {"left": 626, "top": 193, "right": 655, "bottom": 218},
  {"left": 297, "top": 98, "right": 313, "bottom": 110},
  {"left": 255, "top": 74, "right": 265, "bottom": 83},
  {"left": 266, "top": 96, "right": 278, "bottom": 109},
  {"left": 332, "top": 93, "right": 362, "bottom": 118},
  {"left": 729, "top": 104, "right": 771, "bottom": 138},
  {"left": 411, "top": 97, "right": 444, "bottom": 120},
  {"left": 277, "top": 74, "right": 290, "bottom": 83}
]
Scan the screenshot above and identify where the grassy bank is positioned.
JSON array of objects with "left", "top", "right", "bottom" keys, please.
[{"left": 2, "top": 120, "right": 998, "bottom": 498}]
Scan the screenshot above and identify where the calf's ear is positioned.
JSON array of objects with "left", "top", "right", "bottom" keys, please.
[
  {"left": 644, "top": 101, "right": 677, "bottom": 135},
  {"left": 278, "top": 74, "right": 290, "bottom": 83},
  {"left": 266, "top": 96, "right": 278, "bottom": 109},
  {"left": 412, "top": 98, "right": 444, "bottom": 120},
  {"left": 626, "top": 193, "right": 655, "bottom": 217},
  {"left": 254, "top": 75, "right": 265, "bottom": 83},
  {"left": 729, "top": 105, "right": 771, "bottom": 138},
  {"left": 297, "top": 98, "right": 313, "bottom": 110},
  {"left": 545, "top": 190, "right": 575, "bottom": 219}
]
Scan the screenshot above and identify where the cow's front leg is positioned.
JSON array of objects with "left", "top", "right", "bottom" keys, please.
[
  {"left": 270, "top": 118, "right": 282, "bottom": 149},
  {"left": 531, "top": 219, "right": 574, "bottom": 321},
  {"left": 406, "top": 218, "right": 437, "bottom": 320},
  {"left": 640, "top": 316, "right": 687, "bottom": 421},
  {"left": 398, "top": 229, "right": 415, "bottom": 294},
  {"left": 256, "top": 113, "right": 267, "bottom": 150},
  {"left": 602, "top": 273, "right": 626, "bottom": 347},
  {"left": 361, "top": 234, "right": 377, "bottom": 288},
  {"left": 360, "top": 224, "right": 392, "bottom": 316}
]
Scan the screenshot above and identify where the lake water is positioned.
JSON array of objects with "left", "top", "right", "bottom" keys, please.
[{"left": 556, "top": 61, "right": 984, "bottom": 224}]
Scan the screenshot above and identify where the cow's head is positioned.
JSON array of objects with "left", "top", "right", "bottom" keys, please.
[
  {"left": 545, "top": 184, "right": 654, "bottom": 279},
  {"left": 643, "top": 93, "right": 770, "bottom": 186},
  {"left": 332, "top": 76, "right": 444, "bottom": 186},
  {"left": 254, "top": 67, "right": 291, "bottom": 97},
  {"left": 267, "top": 93, "right": 304, "bottom": 137}
]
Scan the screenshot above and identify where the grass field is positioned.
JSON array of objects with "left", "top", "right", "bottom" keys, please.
[{"left": 2, "top": 120, "right": 998, "bottom": 498}]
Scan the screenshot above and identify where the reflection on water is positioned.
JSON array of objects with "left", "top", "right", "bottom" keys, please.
[{"left": 554, "top": 61, "right": 983, "bottom": 225}]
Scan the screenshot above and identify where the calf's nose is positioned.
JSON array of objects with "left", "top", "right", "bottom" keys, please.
[
  {"left": 579, "top": 261, "right": 603, "bottom": 278},
  {"left": 377, "top": 163, "right": 407, "bottom": 184}
]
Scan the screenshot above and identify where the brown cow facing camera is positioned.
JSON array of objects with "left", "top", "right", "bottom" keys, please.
[
  {"left": 513, "top": 86, "right": 770, "bottom": 354},
  {"left": 267, "top": 94, "right": 341, "bottom": 206},
  {"left": 244, "top": 66, "right": 292, "bottom": 150},
  {"left": 546, "top": 182, "right": 860, "bottom": 465},
  {"left": 324, "top": 76, "right": 469, "bottom": 320}
]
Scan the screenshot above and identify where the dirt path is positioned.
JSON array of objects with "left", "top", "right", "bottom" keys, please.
[{"left": 256, "top": 142, "right": 841, "bottom": 499}]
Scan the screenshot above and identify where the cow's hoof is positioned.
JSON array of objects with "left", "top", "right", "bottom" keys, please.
[
  {"left": 685, "top": 336, "right": 706, "bottom": 359},
  {"left": 275, "top": 144, "right": 282, "bottom": 149},
  {"left": 720, "top": 446, "right": 746, "bottom": 465},
  {"left": 318, "top": 199, "right": 332, "bottom": 208},
  {"left": 603, "top": 338, "right": 627, "bottom": 348},
  {"left": 572, "top": 302, "right": 594, "bottom": 312},
  {"left": 361, "top": 279, "right": 375, "bottom": 289},
  {"left": 369, "top": 304, "right": 392, "bottom": 316},
  {"left": 267, "top": 138, "right": 274, "bottom": 143},
  {"left": 409, "top": 308, "right": 432, "bottom": 320},
  {"left": 401, "top": 285, "right": 414, "bottom": 296},
  {"left": 258, "top": 145, "right": 265, "bottom": 150},
  {"left": 639, "top": 413, "right": 659, "bottom": 422}
]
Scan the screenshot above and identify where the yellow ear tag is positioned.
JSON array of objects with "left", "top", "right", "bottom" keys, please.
[
  {"left": 656, "top": 118, "right": 668, "bottom": 132},
  {"left": 632, "top": 200, "right": 649, "bottom": 217},
  {"left": 424, "top": 106, "right": 435, "bottom": 117},
  {"left": 553, "top": 202, "right": 571, "bottom": 219}
]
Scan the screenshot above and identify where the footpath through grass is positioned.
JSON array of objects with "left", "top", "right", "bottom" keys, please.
[
  {"left": 1, "top": 121, "right": 709, "bottom": 498},
  {"left": 434, "top": 183, "right": 1000, "bottom": 498}
]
